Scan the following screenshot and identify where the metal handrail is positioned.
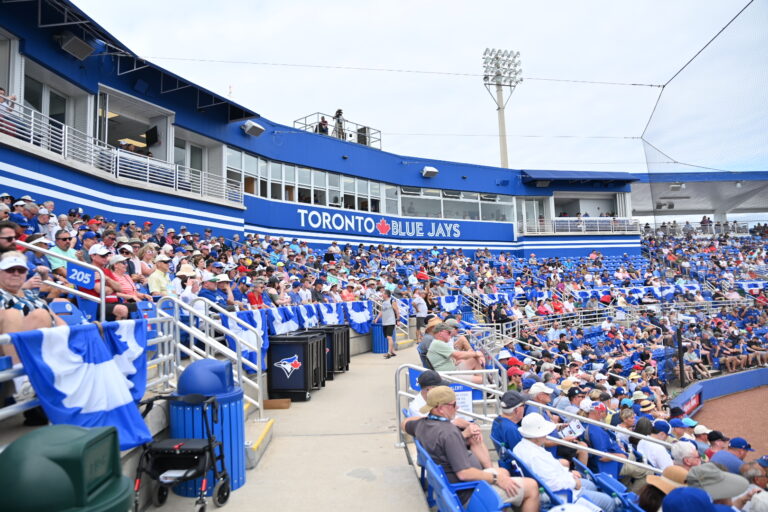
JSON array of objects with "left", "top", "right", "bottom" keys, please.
[
  {"left": 517, "top": 217, "right": 640, "bottom": 235},
  {"left": 543, "top": 436, "right": 662, "bottom": 474},
  {"left": 293, "top": 111, "right": 382, "bottom": 149},
  {"left": 156, "top": 296, "right": 264, "bottom": 417},
  {"left": 192, "top": 297, "right": 265, "bottom": 417},
  {"left": 395, "top": 363, "right": 673, "bottom": 449},
  {"left": 0, "top": 94, "right": 242, "bottom": 204},
  {"left": 16, "top": 239, "right": 106, "bottom": 322}
]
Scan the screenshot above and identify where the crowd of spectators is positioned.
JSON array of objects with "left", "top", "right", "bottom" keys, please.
[{"left": 3, "top": 191, "right": 768, "bottom": 509}]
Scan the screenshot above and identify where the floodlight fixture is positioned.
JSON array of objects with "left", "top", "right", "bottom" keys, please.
[{"left": 482, "top": 47, "right": 523, "bottom": 168}]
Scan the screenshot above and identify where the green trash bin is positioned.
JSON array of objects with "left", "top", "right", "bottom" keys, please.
[{"left": 0, "top": 424, "right": 132, "bottom": 512}]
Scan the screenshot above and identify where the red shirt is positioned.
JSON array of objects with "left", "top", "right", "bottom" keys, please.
[
  {"left": 247, "top": 291, "right": 264, "bottom": 309},
  {"left": 78, "top": 267, "right": 119, "bottom": 302}
]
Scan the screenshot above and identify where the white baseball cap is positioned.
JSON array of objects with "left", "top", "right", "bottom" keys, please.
[
  {"left": 88, "top": 244, "right": 111, "bottom": 256},
  {"left": 529, "top": 382, "right": 554, "bottom": 395},
  {"left": 0, "top": 255, "right": 28, "bottom": 271}
]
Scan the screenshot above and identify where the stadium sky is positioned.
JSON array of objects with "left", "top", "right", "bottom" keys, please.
[{"left": 73, "top": 0, "right": 765, "bottom": 174}]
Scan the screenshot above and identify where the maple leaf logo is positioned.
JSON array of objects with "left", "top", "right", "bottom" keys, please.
[{"left": 376, "top": 218, "right": 391, "bottom": 235}]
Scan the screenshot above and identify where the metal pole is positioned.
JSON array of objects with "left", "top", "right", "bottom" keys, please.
[
  {"left": 545, "top": 436, "right": 662, "bottom": 474},
  {"left": 676, "top": 326, "right": 686, "bottom": 388},
  {"left": 495, "top": 81, "right": 508, "bottom": 168}
]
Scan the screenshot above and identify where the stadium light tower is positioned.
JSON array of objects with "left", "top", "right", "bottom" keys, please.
[{"left": 483, "top": 48, "right": 523, "bottom": 168}]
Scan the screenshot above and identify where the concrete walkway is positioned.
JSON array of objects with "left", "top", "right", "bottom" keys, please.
[{"left": 158, "top": 345, "right": 428, "bottom": 512}]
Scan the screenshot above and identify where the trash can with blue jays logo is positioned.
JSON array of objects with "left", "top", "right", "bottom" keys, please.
[
  {"left": 170, "top": 359, "right": 245, "bottom": 497},
  {"left": 267, "top": 332, "right": 324, "bottom": 401}
]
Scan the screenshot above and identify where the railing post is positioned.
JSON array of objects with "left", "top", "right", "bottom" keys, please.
[{"left": 61, "top": 125, "right": 68, "bottom": 159}]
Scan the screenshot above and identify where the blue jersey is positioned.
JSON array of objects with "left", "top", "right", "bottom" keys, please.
[
  {"left": 490, "top": 416, "right": 523, "bottom": 473},
  {"left": 198, "top": 288, "right": 227, "bottom": 307}
]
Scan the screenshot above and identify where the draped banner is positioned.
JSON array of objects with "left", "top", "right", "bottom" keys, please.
[
  {"left": 345, "top": 301, "right": 373, "bottom": 334},
  {"left": 11, "top": 321, "right": 151, "bottom": 450}
]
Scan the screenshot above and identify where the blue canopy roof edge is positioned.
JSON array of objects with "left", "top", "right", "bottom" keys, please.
[
  {"left": 47, "top": 0, "right": 258, "bottom": 121},
  {"left": 629, "top": 171, "right": 768, "bottom": 184},
  {"left": 522, "top": 170, "right": 638, "bottom": 183}
]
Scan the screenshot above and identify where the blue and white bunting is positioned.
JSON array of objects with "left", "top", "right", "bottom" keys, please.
[
  {"left": 11, "top": 321, "right": 151, "bottom": 450},
  {"left": 265, "top": 306, "right": 300, "bottom": 335},
  {"left": 295, "top": 304, "right": 319, "bottom": 329},
  {"left": 318, "top": 303, "right": 343, "bottom": 325},
  {"left": 101, "top": 320, "right": 148, "bottom": 402},
  {"left": 345, "top": 301, "right": 372, "bottom": 334},
  {"left": 437, "top": 295, "right": 461, "bottom": 313},
  {"left": 219, "top": 310, "right": 269, "bottom": 371}
]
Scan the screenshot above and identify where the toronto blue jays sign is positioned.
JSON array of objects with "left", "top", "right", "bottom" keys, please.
[
  {"left": 245, "top": 197, "right": 514, "bottom": 242},
  {"left": 297, "top": 208, "right": 461, "bottom": 239}
]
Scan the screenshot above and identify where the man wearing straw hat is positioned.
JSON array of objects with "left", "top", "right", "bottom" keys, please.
[
  {"left": 402, "top": 386, "right": 540, "bottom": 511},
  {"left": 513, "top": 412, "right": 617, "bottom": 511}
]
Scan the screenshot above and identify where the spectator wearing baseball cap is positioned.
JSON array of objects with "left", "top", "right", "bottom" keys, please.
[
  {"left": 524, "top": 382, "right": 558, "bottom": 422},
  {"left": 711, "top": 437, "right": 755, "bottom": 474},
  {"left": 586, "top": 400, "right": 650, "bottom": 487},
  {"left": 692, "top": 424, "right": 712, "bottom": 456},
  {"left": 669, "top": 418, "right": 689, "bottom": 440},
  {"left": 705, "top": 430, "right": 730, "bottom": 460},
  {"left": 490, "top": 391, "right": 529, "bottom": 471},
  {"left": 506, "top": 366, "right": 525, "bottom": 391},
  {"left": 637, "top": 420, "right": 674, "bottom": 471},
  {"left": 408, "top": 370, "right": 448, "bottom": 417},
  {"left": 686, "top": 462, "right": 751, "bottom": 509}
]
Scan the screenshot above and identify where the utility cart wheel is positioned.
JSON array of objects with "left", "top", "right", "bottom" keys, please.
[{"left": 212, "top": 479, "right": 231, "bottom": 507}]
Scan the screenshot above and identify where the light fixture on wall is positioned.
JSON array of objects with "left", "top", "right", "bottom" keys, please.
[
  {"left": 241, "top": 120, "right": 265, "bottom": 137},
  {"left": 421, "top": 166, "right": 439, "bottom": 178}
]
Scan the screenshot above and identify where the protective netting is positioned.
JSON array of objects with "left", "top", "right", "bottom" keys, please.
[{"left": 642, "top": 0, "right": 768, "bottom": 175}]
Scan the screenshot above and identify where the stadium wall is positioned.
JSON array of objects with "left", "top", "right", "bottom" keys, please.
[
  {"left": 669, "top": 368, "right": 768, "bottom": 417},
  {"left": 243, "top": 194, "right": 641, "bottom": 256},
  {"left": 0, "top": 141, "right": 641, "bottom": 255}
]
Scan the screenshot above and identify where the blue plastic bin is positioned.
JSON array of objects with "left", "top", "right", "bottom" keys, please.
[
  {"left": 170, "top": 360, "right": 245, "bottom": 497},
  {"left": 372, "top": 324, "right": 388, "bottom": 353}
]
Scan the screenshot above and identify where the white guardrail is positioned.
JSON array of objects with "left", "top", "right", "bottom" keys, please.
[
  {"left": 0, "top": 94, "right": 242, "bottom": 204},
  {"left": 518, "top": 218, "right": 640, "bottom": 235}
]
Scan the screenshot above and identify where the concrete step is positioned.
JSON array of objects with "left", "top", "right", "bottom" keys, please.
[{"left": 397, "top": 338, "right": 416, "bottom": 350}]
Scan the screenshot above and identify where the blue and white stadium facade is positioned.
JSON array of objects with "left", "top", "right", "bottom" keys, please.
[{"left": 0, "top": 1, "right": 644, "bottom": 256}]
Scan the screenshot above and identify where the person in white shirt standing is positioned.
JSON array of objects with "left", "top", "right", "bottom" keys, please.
[
  {"left": 513, "top": 413, "right": 617, "bottom": 512},
  {"left": 412, "top": 289, "right": 428, "bottom": 342}
]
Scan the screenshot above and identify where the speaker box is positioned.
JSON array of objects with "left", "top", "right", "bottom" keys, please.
[{"left": 60, "top": 32, "right": 95, "bottom": 61}]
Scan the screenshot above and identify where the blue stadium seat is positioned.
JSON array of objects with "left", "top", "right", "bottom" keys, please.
[{"left": 49, "top": 301, "right": 86, "bottom": 326}]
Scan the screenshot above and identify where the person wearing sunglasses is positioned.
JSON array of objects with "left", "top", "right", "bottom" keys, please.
[
  {"left": 0, "top": 251, "right": 65, "bottom": 334},
  {"left": 47, "top": 229, "right": 78, "bottom": 279},
  {"left": 0, "top": 221, "right": 18, "bottom": 253}
]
